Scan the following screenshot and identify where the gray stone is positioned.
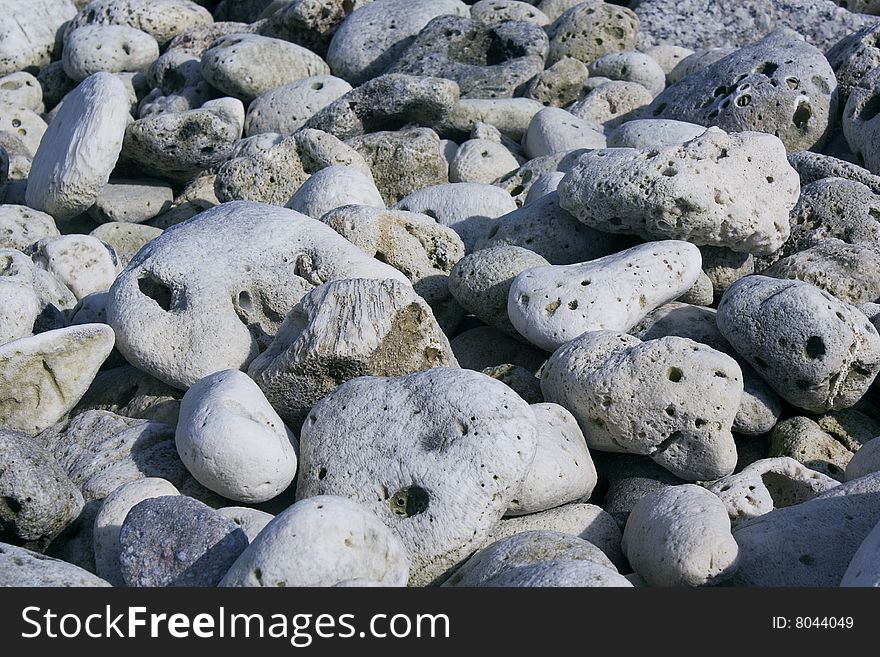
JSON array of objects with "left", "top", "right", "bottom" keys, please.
[
  {"left": 320, "top": 204, "right": 465, "bottom": 332},
  {"left": 66, "top": 0, "right": 214, "bottom": 46},
  {"left": 649, "top": 29, "right": 837, "bottom": 152},
  {"left": 346, "top": 128, "right": 449, "bottom": 205},
  {"left": 449, "top": 245, "right": 549, "bottom": 337},
  {"left": 482, "top": 364, "right": 543, "bottom": 404},
  {"left": 482, "top": 191, "right": 621, "bottom": 265},
  {"left": 787, "top": 151, "right": 880, "bottom": 193},
  {"left": 119, "top": 495, "right": 248, "bottom": 587},
  {"left": 727, "top": 472, "right": 880, "bottom": 586},
  {"left": 769, "top": 416, "right": 853, "bottom": 480},
  {"left": 841, "top": 516, "right": 880, "bottom": 586},
  {"left": 0, "top": 542, "right": 109, "bottom": 586},
  {"left": 73, "top": 366, "right": 182, "bottom": 427},
  {"left": 547, "top": 1, "right": 639, "bottom": 66},
  {"left": 88, "top": 179, "right": 174, "bottom": 225},
  {"left": 524, "top": 58, "right": 590, "bottom": 108},
  {"left": 0, "top": 430, "right": 83, "bottom": 545},
  {"left": 304, "top": 74, "right": 460, "bottom": 141},
  {"left": 325, "top": 0, "right": 469, "bottom": 85},
  {"left": 450, "top": 326, "right": 548, "bottom": 373},
  {"left": 568, "top": 80, "right": 653, "bottom": 128},
  {"left": 717, "top": 276, "right": 880, "bottom": 413},
  {"left": 244, "top": 75, "right": 352, "bottom": 137},
  {"left": 763, "top": 239, "right": 880, "bottom": 305},
  {"left": 634, "top": 0, "right": 874, "bottom": 53},
  {"left": 248, "top": 278, "right": 456, "bottom": 430}
]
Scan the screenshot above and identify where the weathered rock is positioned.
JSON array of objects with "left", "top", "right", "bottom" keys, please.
[
  {"left": 0, "top": 0, "right": 77, "bottom": 75},
  {"left": 26, "top": 73, "right": 130, "bottom": 222},
  {"left": 649, "top": 29, "right": 837, "bottom": 152},
  {"left": 106, "top": 201, "right": 407, "bottom": 389},
  {"left": 558, "top": 128, "right": 799, "bottom": 255},
  {"left": 249, "top": 278, "right": 456, "bottom": 429},
  {"left": 0, "top": 542, "right": 110, "bottom": 586},
  {"left": 66, "top": 0, "right": 214, "bottom": 46},
  {"left": 717, "top": 276, "right": 880, "bottom": 413},
  {"left": 63, "top": 25, "right": 159, "bottom": 81},
  {"left": 0, "top": 430, "right": 83, "bottom": 545},
  {"left": 769, "top": 417, "right": 854, "bottom": 480},
  {"left": 508, "top": 241, "right": 702, "bottom": 351},
  {"left": 708, "top": 457, "right": 839, "bottom": 523},
  {"left": 296, "top": 368, "right": 538, "bottom": 585},
  {"left": 541, "top": 331, "right": 742, "bottom": 481},
  {"left": 221, "top": 496, "right": 410, "bottom": 587},
  {"left": 547, "top": 1, "right": 639, "bottom": 66},
  {"left": 0, "top": 325, "right": 114, "bottom": 435},
  {"left": 244, "top": 75, "right": 352, "bottom": 136}
]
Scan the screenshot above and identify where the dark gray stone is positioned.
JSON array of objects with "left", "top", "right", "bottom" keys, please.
[
  {"left": 303, "top": 74, "right": 460, "bottom": 140},
  {"left": 389, "top": 16, "right": 548, "bottom": 99},
  {"left": 119, "top": 496, "right": 248, "bottom": 587},
  {"left": 649, "top": 29, "right": 837, "bottom": 152}
]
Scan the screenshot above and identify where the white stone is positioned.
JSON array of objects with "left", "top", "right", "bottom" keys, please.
[
  {"left": 218, "top": 507, "right": 274, "bottom": 542},
  {"left": 0, "top": 100, "right": 47, "bottom": 157},
  {"left": 508, "top": 240, "right": 702, "bottom": 351},
  {"left": 0, "top": 72, "right": 44, "bottom": 113},
  {"left": 63, "top": 25, "right": 159, "bottom": 81},
  {"left": 541, "top": 331, "right": 742, "bottom": 481},
  {"left": 846, "top": 437, "right": 880, "bottom": 481},
  {"left": 106, "top": 201, "right": 409, "bottom": 389},
  {"left": 286, "top": 165, "right": 384, "bottom": 219},
  {"left": 558, "top": 128, "right": 800, "bottom": 256},
  {"left": 607, "top": 119, "right": 706, "bottom": 149},
  {"left": 523, "top": 107, "right": 606, "bottom": 159},
  {"left": 296, "top": 368, "right": 538, "bottom": 585},
  {"left": 0, "top": 324, "right": 115, "bottom": 435},
  {"left": 176, "top": 370, "right": 298, "bottom": 503},
  {"left": 26, "top": 73, "right": 131, "bottom": 222},
  {"left": 507, "top": 403, "right": 597, "bottom": 516},
  {"left": 708, "top": 457, "right": 839, "bottom": 523},
  {"left": 220, "top": 496, "right": 410, "bottom": 587},
  {"left": 93, "top": 477, "right": 179, "bottom": 586},
  {"left": 0, "top": 0, "right": 77, "bottom": 75},
  {"left": 0, "top": 281, "right": 41, "bottom": 344},
  {"left": 30, "top": 235, "right": 121, "bottom": 301},
  {"left": 622, "top": 484, "right": 739, "bottom": 586},
  {"left": 245, "top": 76, "right": 352, "bottom": 137},
  {"left": 449, "top": 139, "right": 520, "bottom": 184},
  {"left": 395, "top": 182, "right": 517, "bottom": 252}
]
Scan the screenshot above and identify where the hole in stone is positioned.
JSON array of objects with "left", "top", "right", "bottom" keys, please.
[
  {"left": 785, "top": 76, "right": 800, "bottom": 90},
  {"left": 389, "top": 486, "right": 429, "bottom": 517},
  {"left": 805, "top": 336, "right": 825, "bottom": 359},
  {"left": 1, "top": 497, "right": 21, "bottom": 514},
  {"left": 755, "top": 62, "right": 779, "bottom": 77},
  {"left": 860, "top": 94, "right": 880, "bottom": 122},
  {"left": 667, "top": 367, "right": 683, "bottom": 382},
  {"left": 793, "top": 102, "right": 811, "bottom": 129},
  {"left": 317, "top": 467, "right": 327, "bottom": 480},
  {"left": 237, "top": 290, "right": 253, "bottom": 312},
  {"left": 736, "top": 95, "right": 751, "bottom": 107},
  {"left": 311, "top": 81, "right": 324, "bottom": 90},
  {"left": 138, "top": 274, "right": 172, "bottom": 311}
]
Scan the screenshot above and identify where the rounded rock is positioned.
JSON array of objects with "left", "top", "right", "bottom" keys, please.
[{"left": 63, "top": 25, "right": 159, "bottom": 81}]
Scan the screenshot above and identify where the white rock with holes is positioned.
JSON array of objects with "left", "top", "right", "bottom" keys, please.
[
  {"left": 63, "top": 25, "right": 159, "bottom": 81},
  {"left": 622, "top": 484, "right": 739, "bottom": 587},
  {"left": 26, "top": 73, "right": 131, "bottom": 221},
  {"left": 558, "top": 128, "right": 799, "bottom": 255},
  {"left": 295, "top": 367, "right": 538, "bottom": 585},
  {"left": 450, "top": 139, "right": 520, "bottom": 184},
  {"left": 507, "top": 403, "right": 597, "bottom": 516},
  {"left": 245, "top": 76, "right": 353, "bottom": 137},
  {"left": 30, "top": 235, "right": 121, "bottom": 301},
  {"left": 220, "top": 496, "right": 410, "bottom": 587},
  {"left": 541, "top": 331, "right": 742, "bottom": 481},
  {"left": 106, "top": 201, "right": 408, "bottom": 389},
  {"left": 717, "top": 276, "right": 880, "bottom": 413},
  {"left": 0, "top": 281, "right": 41, "bottom": 344},
  {"left": 708, "top": 457, "right": 839, "bottom": 523},
  {"left": 508, "top": 240, "right": 702, "bottom": 351},
  {"left": 176, "top": 369, "right": 298, "bottom": 503}
]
